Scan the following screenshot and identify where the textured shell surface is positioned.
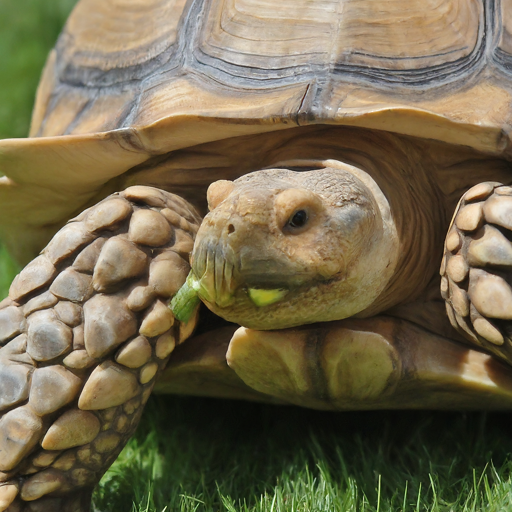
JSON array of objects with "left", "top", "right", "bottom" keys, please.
[{"left": 29, "top": 0, "right": 512, "bottom": 147}]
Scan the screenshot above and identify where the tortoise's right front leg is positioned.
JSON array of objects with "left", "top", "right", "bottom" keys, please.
[{"left": 0, "top": 186, "right": 200, "bottom": 512}]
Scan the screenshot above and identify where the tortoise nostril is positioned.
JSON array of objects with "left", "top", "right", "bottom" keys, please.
[{"left": 228, "top": 224, "right": 235, "bottom": 234}]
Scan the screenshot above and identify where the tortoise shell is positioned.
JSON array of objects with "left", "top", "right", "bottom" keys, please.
[{"left": 1, "top": 0, "right": 511, "bottom": 261}]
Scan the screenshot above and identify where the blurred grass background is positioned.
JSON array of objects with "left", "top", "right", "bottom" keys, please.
[{"left": 2, "top": 1, "right": 512, "bottom": 511}]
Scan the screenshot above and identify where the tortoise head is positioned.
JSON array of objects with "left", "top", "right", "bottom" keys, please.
[{"left": 190, "top": 161, "right": 400, "bottom": 329}]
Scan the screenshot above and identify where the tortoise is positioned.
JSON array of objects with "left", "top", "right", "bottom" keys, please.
[{"left": 2, "top": 0, "right": 512, "bottom": 509}]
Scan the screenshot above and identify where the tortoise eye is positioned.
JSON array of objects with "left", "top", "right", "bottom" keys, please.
[{"left": 288, "top": 209, "right": 308, "bottom": 229}]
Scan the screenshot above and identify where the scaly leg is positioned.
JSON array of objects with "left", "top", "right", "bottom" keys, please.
[
  {"left": 0, "top": 186, "right": 200, "bottom": 511},
  {"left": 442, "top": 181, "right": 512, "bottom": 365}
]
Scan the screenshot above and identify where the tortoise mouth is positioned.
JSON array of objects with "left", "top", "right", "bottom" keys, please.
[
  {"left": 191, "top": 238, "right": 236, "bottom": 308},
  {"left": 191, "top": 238, "right": 297, "bottom": 309}
]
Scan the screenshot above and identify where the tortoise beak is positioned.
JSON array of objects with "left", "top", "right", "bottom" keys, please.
[
  {"left": 191, "top": 188, "right": 295, "bottom": 310},
  {"left": 191, "top": 237, "right": 237, "bottom": 308}
]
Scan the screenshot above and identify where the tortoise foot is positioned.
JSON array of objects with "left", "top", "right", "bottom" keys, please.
[
  {"left": 3, "top": 489, "right": 91, "bottom": 512},
  {"left": 0, "top": 186, "right": 201, "bottom": 511},
  {"left": 442, "top": 181, "right": 512, "bottom": 364}
]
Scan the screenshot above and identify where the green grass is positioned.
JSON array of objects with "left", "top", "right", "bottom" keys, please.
[
  {"left": 0, "top": 0, "right": 77, "bottom": 139},
  {"left": 0, "top": 244, "right": 19, "bottom": 299},
  {"left": 95, "top": 399, "right": 512, "bottom": 512},
  {"left": 3, "top": 1, "right": 512, "bottom": 511}
]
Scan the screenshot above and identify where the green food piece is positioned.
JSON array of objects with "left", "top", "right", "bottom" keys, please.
[
  {"left": 170, "top": 271, "right": 201, "bottom": 323},
  {"left": 248, "top": 288, "right": 288, "bottom": 307}
]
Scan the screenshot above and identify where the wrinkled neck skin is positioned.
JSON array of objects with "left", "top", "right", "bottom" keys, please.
[{"left": 191, "top": 159, "right": 406, "bottom": 330}]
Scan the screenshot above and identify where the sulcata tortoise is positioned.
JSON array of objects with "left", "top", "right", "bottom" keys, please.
[{"left": 2, "top": 0, "right": 512, "bottom": 509}]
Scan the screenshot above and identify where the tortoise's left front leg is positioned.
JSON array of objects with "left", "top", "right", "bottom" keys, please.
[
  {"left": 0, "top": 186, "right": 200, "bottom": 511},
  {"left": 442, "top": 182, "right": 512, "bottom": 365}
]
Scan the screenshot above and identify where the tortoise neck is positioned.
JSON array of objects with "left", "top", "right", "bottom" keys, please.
[{"left": 353, "top": 135, "right": 447, "bottom": 315}]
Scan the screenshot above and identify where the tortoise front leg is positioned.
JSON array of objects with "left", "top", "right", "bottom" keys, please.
[
  {"left": 442, "top": 182, "right": 512, "bottom": 366},
  {"left": 0, "top": 186, "right": 200, "bottom": 512}
]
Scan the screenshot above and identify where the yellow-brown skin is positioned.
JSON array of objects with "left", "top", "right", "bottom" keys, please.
[{"left": 191, "top": 162, "right": 400, "bottom": 329}]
